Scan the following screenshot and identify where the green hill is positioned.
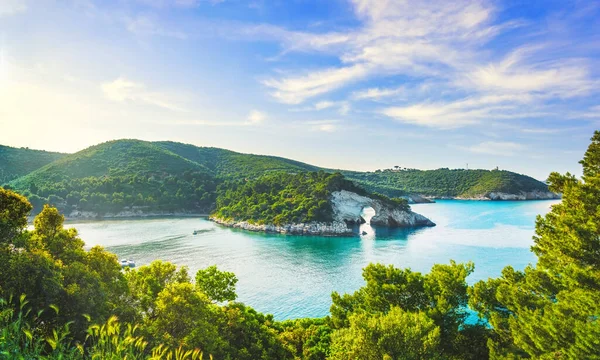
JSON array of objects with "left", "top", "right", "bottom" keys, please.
[
  {"left": 5, "top": 139, "right": 554, "bottom": 216},
  {"left": 0, "top": 145, "right": 65, "bottom": 184},
  {"left": 9, "top": 140, "right": 217, "bottom": 214},
  {"left": 341, "top": 168, "right": 550, "bottom": 198}
]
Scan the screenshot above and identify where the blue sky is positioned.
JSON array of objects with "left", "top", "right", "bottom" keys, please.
[{"left": 1, "top": 0, "right": 599, "bottom": 179}]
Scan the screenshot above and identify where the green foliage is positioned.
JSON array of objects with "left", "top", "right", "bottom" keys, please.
[
  {"left": 195, "top": 266, "right": 238, "bottom": 303},
  {"left": 329, "top": 307, "right": 441, "bottom": 360},
  {"left": 469, "top": 131, "right": 600, "bottom": 359},
  {"left": 9, "top": 140, "right": 218, "bottom": 215},
  {"left": 0, "top": 187, "right": 32, "bottom": 245},
  {"left": 213, "top": 171, "right": 405, "bottom": 225},
  {"left": 278, "top": 318, "right": 332, "bottom": 360},
  {"left": 0, "top": 145, "right": 64, "bottom": 185},
  {"left": 342, "top": 168, "right": 550, "bottom": 198},
  {"left": 330, "top": 261, "right": 488, "bottom": 359}
]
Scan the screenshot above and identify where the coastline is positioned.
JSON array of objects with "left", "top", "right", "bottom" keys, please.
[{"left": 209, "top": 217, "right": 354, "bottom": 236}]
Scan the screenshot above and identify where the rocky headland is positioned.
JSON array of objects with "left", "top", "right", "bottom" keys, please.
[{"left": 210, "top": 190, "right": 435, "bottom": 236}]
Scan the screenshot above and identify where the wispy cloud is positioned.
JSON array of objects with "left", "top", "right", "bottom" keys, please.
[
  {"left": 0, "top": 0, "right": 27, "bottom": 17},
  {"left": 253, "top": 0, "right": 598, "bottom": 133},
  {"left": 352, "top": 86, "right": 405, "bottom": 101},
  {"left": 125, "top": 15, "right": 188, "bottom": 39},
  {"left": 301, "top": 119, "right": 341, "bottom": 132},
  {"left": 246, "top": 110, "right": 267, "bottom": 125},
  {"left": 460, "top": 141, "right": 526, "bottom": 156},
  {"left": 263, "top": 64, "right": 368, "bottom": 104},
  {"left": 101, "top": 77, "right": 187, "bottom": 112}
]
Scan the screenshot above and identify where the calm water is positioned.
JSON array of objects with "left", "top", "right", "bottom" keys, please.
[{"left": 66, "top": 200, "right": 558, "bottom": 320}]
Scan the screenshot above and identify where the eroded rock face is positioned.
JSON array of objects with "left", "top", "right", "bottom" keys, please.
[
  {"left": 210, "top": 190, "right": 435, "bottom": 236},
  {"left": 330, "top": 190, "right": 435, "bottom": 228}
]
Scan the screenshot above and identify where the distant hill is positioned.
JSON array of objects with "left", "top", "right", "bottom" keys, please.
[
  {"left": 5, "top": 139, "right": 557, "bottom": 216},
  {"left": 340, "top": 168, "right": 551, "bottom": 198},
  {"left": 9, "top": 140, "right": 217, "bottom": 214},
  {"left": 0, "top": 145, "right": 65, "bottom": 184}
]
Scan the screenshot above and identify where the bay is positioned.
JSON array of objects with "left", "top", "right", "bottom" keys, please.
[{"left": 65, "top": 199, "right": 558, "bottom": 320}]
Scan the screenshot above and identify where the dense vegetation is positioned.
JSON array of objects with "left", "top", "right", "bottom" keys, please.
[
  {"left": 2, "top": 139, "right": 552, "bottom": 218},
  {"left": 213, "top": 172, "right": 407, "bottom": 225},
  {"left": 0, "top": 145, "right": 64, "bottom": 184},
  {"left": 155, "top": 141, "right": 320, "bottom": 179},
  {"left": 1, "top": 131, "right": 599, "bottom": 359},
  {"left": 341, "top": 168, "right": 549, "bottom": 198},
  {"left": 8, "top": 140, "right": 218, "bottom": 215}
]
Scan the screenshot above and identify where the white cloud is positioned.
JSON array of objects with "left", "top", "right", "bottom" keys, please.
[
  {"left": 253, "top": 0, "right": 597, "bottom": 135},
  {"left": 462, "top": 141, "right": 526, "bottom": 156},
  {"left": 260, "top": 0, "right": 500, "bottom": 104},
  {"left": 125, "top": 15, "right": 188, "bottom": 39},
  {"left": 381, "top": 94, "right": 535, "bottom": 129},
  {"left": 246, "top": 110, "right": 266, "bottom": 125},
  {"left": 301, "top": 120, "right": 341, "bottom": 132},
  {"left": 101, "top": 77, "right": 187, "bottom": 112},
  {"left": 0, "top": 0, "right": 26, "bottom": 17},
  {"left": 352, "top": 86, "right": 405, "bottom": 100},
  {"left": 263, "top": 64, "right": 368, "bottom": 104},
  {"left": 460, "top": 46, "right": 595, "bottom": 97}
]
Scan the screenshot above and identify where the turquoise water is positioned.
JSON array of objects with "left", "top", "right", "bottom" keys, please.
[{"left": 66, "top": 200, "right": 558, "bottom": 320}]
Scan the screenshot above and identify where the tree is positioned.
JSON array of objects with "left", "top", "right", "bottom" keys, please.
[
  {"left": 329, "top": 307, "right": 441, "bottom": 360},
  {"left": 0, "top": 188, "right": 32, "bottom": 245},
  {"left": 195, "top": 265, "right": 238, "bottom": 303},
  {"left": 470, "top": 131, "right": 600, "bottom": 359},
  {"left": 125, "top": 260, "right": 190, "bottom": 319},
  {"left": 330, "top": 261, "right": 485, "bottom": 359}
]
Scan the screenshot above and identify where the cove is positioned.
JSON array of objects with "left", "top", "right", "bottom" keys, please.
[{"left": 65, "top": 199, "right": 559, "bottom": 320}]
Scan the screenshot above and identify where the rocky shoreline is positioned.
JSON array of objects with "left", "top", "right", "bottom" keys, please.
[
  {"left": 64, "top": 209, "right": 208, "bottom": 220},
  {"left": 210, "top": 217, "right": 354, "bottom": 236},
  {"left": 424, "top": 190, "right": 561, "bottom": 201}
]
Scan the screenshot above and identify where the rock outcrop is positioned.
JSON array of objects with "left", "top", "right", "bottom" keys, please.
[
  {"left": 331, "top": 190, "right": 436, "bottom": 227},
  {"left": 211, "top": 190, "right": 435, "bottom": 236}
]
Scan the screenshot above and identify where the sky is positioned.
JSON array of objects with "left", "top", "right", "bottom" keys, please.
[{"left": 1, "top": 0, "right": 599, "bottom": 180}]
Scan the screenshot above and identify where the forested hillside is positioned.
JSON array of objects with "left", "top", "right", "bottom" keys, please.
[
  {"left": 3, "top": 139, "right": 554, "bottom": 217},
  {"left": 341, "top": 168, "right": 550, "bottom": 198},
  {"left": 155, "top": 141, "right": 320, "bottom": 178},
  {"left": 8, "top": 140, "right": 218, "bottom": 214},
  {"left": 0, "top": 145, "right": 64, "bottom": 184}
]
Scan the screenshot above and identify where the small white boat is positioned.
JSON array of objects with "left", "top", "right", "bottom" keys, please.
[{"left": 120, "top": 259, "right": 136, "bottom": 268}]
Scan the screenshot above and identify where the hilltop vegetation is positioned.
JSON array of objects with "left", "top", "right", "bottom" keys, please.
[
  {"left": 213, "top": 172, "right": 407, "bottom": 225},
  {"left": 156, "top": 141, "right": 319, "bottom": 179},
  {"left": 3, "top": 139, "right": 553, "bottom": 217},
  {"left": 0, "top": 145, "right": 64, "bottom": 184},
  {"left": 342, "top": 168, "right": 550, "bottom": 198},
  {"left": 9, "top": 140, "right": 217, "bottom": 214},
  {"left": 1, "top": 131, "right": 599, "bottom": 359}
]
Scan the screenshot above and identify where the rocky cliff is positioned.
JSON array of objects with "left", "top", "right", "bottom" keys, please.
[
  {"left": 331, "top": 190, "right": 435, "bottom": 227},
  {"left": 210, "top": 190, "right": 435, "bottom": 236}
]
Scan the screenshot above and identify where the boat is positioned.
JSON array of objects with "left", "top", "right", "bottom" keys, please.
[{"left": 120, "top": 259, "right": 136, "bottom": 268}]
